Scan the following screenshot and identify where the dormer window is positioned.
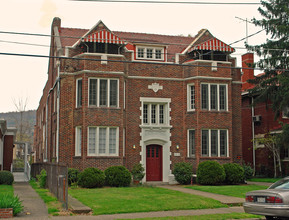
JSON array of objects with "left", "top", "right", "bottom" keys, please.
[{"left": 136, "top": 46, "right": 164, "bottom": 61}]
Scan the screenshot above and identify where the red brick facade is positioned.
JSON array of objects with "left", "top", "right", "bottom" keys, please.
[
  {"left": 34, "top": 17, "right": 242, "bottom": 182},
  {"left": 241, "top": 53, "right": 289, "bottom": 176}
]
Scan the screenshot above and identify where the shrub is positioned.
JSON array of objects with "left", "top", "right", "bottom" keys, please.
[
  {"left": 105, "top": 166, "right": 131, "bottom": 187},
  {"left": 243, "top": 164, "right": 253, "bottom": 180},
  {"left": 131, "top": 164, "right": 145, "bottom": 181},
  {"left": 223, "top": 163, "right": 245, "bottom": 184},
  {"left": 37, "top": 169, "right": 47, "bottom": 188},
  {"left": 68, "top": 168, "right": 79, "bottom": 186},
  {"left": 172, "top": 162, "right": 192, "bottom": 185},
  {"left": 78, "top": 167, "right": 105, "bottom": 188},
  {"left": 0, "top": 171, "right": 14, "bottom": 185},
  {"left": 197, "top": 161, "right": 225, "bottom": 185},
  {"left": 0, "top": 193, "right": 23, "bottom": 216}
]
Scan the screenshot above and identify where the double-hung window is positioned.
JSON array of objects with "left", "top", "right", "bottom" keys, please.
[
  {"left": 188, "top": 130, "right": 195, "bottom": 157},
  {"left": 89, "top": 78, "right": 118, "bottom": 107},
  {"left": 76, "top": 79, "right": 82, "bottom": 108},
  {"left": 87, "top": 127, "right": 119, "bottom": 156},
  {"left": 201, "top": 129, "right": 228, "bottom": 157},
  {"left": 201, "top": 83, "right": 227, "bottom": 111},
  {"left": 75, "top": 127, "right": 82, "bottom": 156},
  {"left": 187, "top": 84, "right": 195, "bottom": 111}
]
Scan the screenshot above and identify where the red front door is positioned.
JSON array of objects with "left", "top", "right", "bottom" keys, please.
[{"left": 146, "top": 145, "right": 162, "bottom": 181}]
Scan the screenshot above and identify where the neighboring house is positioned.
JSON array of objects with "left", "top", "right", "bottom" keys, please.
[
  {"left": 34, "top": 17, "right": 242, "bottom": 183},
  {"left": 0, "top": 119, "right": 17, "bottom": 171},
  {"left": 241, "top": 53, "right": 289, "bottom": 176}
]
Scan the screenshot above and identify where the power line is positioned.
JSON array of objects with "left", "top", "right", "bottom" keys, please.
[
  {"left": 71, "top": 0, "right": 260, "bottom": 5},
  {"left": 0, "top": 51, "right": 287, "bottom": 72}
]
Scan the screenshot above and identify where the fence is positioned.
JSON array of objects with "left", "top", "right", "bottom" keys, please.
[{"left": 31, "top": 162, "right": 68, "bottom": 209}]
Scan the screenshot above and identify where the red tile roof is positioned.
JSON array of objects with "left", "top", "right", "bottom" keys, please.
[{"left": 59, "top": 27, "right": 196, "bottom": 61}]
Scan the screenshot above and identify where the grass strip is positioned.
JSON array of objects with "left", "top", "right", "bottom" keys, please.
[
  {"left": 186, "top": 184, "right": 268, "bottom": 198},
  {"left": 69, "top": 186, "right": 227, "bottom": 215},
  {"left": 248, "top": 178, "right": 281, "bottom": 183},
  {"left": 29, "top": 179, "right": 62, "bottom": 215},
  {"left": 119, "top": 212, "right": 263, "bottom": 220}
]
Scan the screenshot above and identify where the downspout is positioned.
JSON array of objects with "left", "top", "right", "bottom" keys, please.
[
  {"left": 251, "top": 97, "right": 256, "bottom": 175},
  {"left": 56, "top": 60, "right": 60, "bottom": 163},
  {"left": 0, "top": 134, "right": 5, "bottom": 171}
]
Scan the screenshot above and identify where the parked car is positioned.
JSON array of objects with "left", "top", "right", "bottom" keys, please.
[{"left": 243, "top": 177, "right": 289, "bottom": 219}]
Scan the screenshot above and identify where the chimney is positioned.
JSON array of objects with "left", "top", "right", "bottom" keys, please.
[{"left": 241, "top": 53, "right": 254, "bottom": 91}]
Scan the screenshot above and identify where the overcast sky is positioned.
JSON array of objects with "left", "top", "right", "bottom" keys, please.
[{"left": 0, "top": 0, "right": 266, "bottom": 113}]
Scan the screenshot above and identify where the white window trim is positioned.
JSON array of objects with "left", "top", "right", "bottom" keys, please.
[
  {"left": 88, "top": 78, "right": 119, "bottom": 108},
  {"left": 140, "top": 97, "right": 171, "bottom": 128},
  {"left": 75, "top": 126, "right": 82, "bottom": 156},
  {"left": 187, "top": 84, "right": 195, "bottom": 112},
  {"left": 187, "top": 129, "right": 195, "bottom": 157},
  {"left": 201, "top": 83, "right": 228, "bottom": 111},
  {"left": 136, "top": 46, "right": 165, "bottom": 61},
  {"left": 282, "top": 106, "right": 289, "bottom": 119},
  {"left": 201, "top": 129, "right": 229, "bottom": 157},
  {"left": 87, "top": 126, "right": 119, "bottom": 156},
  {"left": 76, "top": 78, "right": 82, "bottom": 108}
]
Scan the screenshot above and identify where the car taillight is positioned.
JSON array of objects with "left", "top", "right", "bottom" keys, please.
[
  {"left": 246, "top": 195, "right": 254, "bottom": 202},
  {"left": 266, "top": 196, "right": 283, "bottom": 204}
]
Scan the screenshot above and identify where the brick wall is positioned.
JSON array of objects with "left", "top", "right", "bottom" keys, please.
[{"left": 0, "top": 208, "right": 13, "bottom": 218}]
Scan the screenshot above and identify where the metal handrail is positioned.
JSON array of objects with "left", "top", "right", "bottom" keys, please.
[{"left": 25, "top": 162, "right": 31, "bottom": 181}]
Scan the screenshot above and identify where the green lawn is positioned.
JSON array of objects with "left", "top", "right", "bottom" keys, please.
[
  {"left": 0, "top": 185, "right": 13, "bottom": 197},
  {"left": 248, "top": 178, "right": 281, "bottom": 183},
  {"left": 186, "top": 184, "right": 268, "bottom": 198},
  {"left": 119, "top": 212, "right": 263, "bottom": 220},
  {"left": 69, "top": 186, "right": 227, "bottom": 215}
]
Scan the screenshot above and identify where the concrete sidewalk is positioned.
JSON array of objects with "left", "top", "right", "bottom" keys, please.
[
  {"left": 13, "top": 182, "right": 48, "bottom": 219},
  {"left": 159, "top": 185, "right": 245, "bottom": 206}
]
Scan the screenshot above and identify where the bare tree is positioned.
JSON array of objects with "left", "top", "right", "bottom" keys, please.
[{"left": 13, "top": 96, "right": 29, "bottom": 142}]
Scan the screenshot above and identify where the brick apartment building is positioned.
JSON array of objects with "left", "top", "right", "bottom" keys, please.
[
  {"left": 34, "top": 17, "right": 242, "bottom": 183},
  {"left": 241, "top": 53, "right": 289, "bottom": 176}
]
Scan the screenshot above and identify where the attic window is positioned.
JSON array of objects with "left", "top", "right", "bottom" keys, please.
[{"left": 136, "top": 46, "right": 164, "bottom": 61}]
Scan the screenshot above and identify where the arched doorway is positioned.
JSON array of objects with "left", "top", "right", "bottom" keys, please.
[{"left": 146, "top": 145, "right": 162, "bottom": 181}]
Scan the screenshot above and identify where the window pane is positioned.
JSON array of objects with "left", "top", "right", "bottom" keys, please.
[
  {"left": 77, "top": 79, "right": 82, "bottom": 107},
  {"left": 219, "top": 85, "right": 227, "bottom": 110},
  {"left": 76, "top": 127, "right": 81, "bottom": 156},
  {"left": 99, "top": 128, "right": 106, "bottom": 154},
  {"left": 155, "top": 49, "right": 162, "bottom": 59},
  {"left": 190, "top": 85, "right": 195, "bottom": 110},
  {"left": 201, "top": 84, "right": 209, "bottom": 109},
  {"left": 220, "top": 130, "right": 227, "bottom": 156},
  {"left": 138, "top": 48, "right": 144, "bottom": 58},
  {"left": 143, "top": 104, "right": 148, "bottom": 124},
  {"left": 89, "top": 79, "right": 97, "bottom": 106},
  {"left": 159, "top": 105, "right": 164, "bottom": 124},
  {"left": 147, "top": 48, "right": 153, "bottom": 58},
  {"left": 151, "top": 104, "right": 156, "bottom": 124},
  {"left": 109, "top": 128, "right": 116, "bottom": 154},
  {"left": 202, "top": 130, "right": 209, "bottom": 156},
  {"left": 88, "top": 127, "right": 96, "bottom": 154},
  {"left": 211, "top": 130, "right": 218, "bottom": 156},
  {"left": 99, "top": 79, "right": 107, "bottom": 106},
  {"left": 189, "top": 130, "right": 195, "bottom": 156},
  {"left": 109, "top": 80, "right": 118, "bottom": 107},
  {"left": 210, "top": 85, "right": 217, "bottom": 110}
]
